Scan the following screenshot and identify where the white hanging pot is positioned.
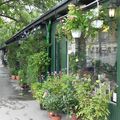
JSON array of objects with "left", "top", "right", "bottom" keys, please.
[
  {"left": 71, "top": 29, "right": 81, "bottom": 38},
  {"left": 91, "top": 20, "right": 103, "bottom": 29},
  {"left": 113, "top": 92, "right": 117, "bottom": 102}
]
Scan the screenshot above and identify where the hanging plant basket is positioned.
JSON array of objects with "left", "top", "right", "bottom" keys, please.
[
  {"left": 91, "top": 20, "right": 103, "bottom": 29},
  {"left": 71, "top": 29, "right": 81, "bottom": 38}
]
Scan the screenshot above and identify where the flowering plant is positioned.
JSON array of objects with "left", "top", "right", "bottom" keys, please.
[{"left": 59, "top": 4, "right": 109, "bottom": 40}]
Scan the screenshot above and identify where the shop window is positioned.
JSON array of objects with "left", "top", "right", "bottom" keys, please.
[
  {"left": 86, "top": 29, "right": 117, "bottom": 103},
  {"left": 68, "top": 22, "right": 117, "bottom": 103}
]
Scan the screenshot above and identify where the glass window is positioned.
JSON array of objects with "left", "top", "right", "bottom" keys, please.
[{"left": 86, "top": 23, "right": 117, "bottom": 103}]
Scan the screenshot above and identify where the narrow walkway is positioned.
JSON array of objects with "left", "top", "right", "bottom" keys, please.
[
  {"left": 0, "top": 66, "right": 49, "bottom": 120},
  {"left": 0, "top": 67, "right": 15, "bottom": 98},
  {"left": 0, "top": 66, "right": 67, "bottom": 120}
]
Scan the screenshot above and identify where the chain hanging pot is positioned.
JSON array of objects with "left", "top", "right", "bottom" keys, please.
[
  {"left": 71, "top": 29, "right": 81, "bottom": 38},
  {"left": 91, "top": 20, "right": 103, "bottom": 29}
]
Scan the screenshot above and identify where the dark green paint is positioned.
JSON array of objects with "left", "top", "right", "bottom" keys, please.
[
  {"left": 50, "top": 23, "right": 56, "bottom": 72},
  {"left": 50, "top": 22, "right": 67, "bottom": 72}
]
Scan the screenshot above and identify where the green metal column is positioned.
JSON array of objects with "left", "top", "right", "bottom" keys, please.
[
  {"left": 50, "top": 23, "right": 56, "bottom": 72},
  {"left": 116, "top": 7, "right": 120, "bottom": 120},
  {"left": 109, "top": 7, "right": 120, "bottom": 120},
  {"left": 50, "top": 22, "right": 67, "bottom": 73}
]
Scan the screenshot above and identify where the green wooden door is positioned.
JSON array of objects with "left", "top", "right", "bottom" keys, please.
[{"left": 50, "top": 22, "right": 67, "bottom": 73}]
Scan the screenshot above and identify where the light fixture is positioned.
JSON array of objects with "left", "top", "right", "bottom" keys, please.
[{"left": 109, "top": 3, "right": 116, "bottom": 18}]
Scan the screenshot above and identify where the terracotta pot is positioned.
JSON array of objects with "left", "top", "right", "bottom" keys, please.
[
  {"left": 16, "top": 76, "right": 20, "bottom": 80},
  {"left": 71, "top": 113, "right": 77, "bottom": 120},
  {"left": 51, "top": 115, "right": 61, "bottom": 120},
  {"left": 48, "top": 112, "right": 54, "bottom": 118},
  {"left": 11, "top": 75, "right": 16, "bottom": 80}
]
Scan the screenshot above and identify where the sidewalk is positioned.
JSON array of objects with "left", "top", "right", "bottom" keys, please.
[{"left": 0, "top": 66, "right": 68, "bottom": 120}]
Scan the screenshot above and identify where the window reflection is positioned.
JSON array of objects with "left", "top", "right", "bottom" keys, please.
[{"left": 86, "top": 27, "right": 117, "bottom": 103}]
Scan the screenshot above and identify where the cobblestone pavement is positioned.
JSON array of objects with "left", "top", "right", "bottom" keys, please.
[{"left": 0, "top": 66, "right": 68, "bottom": 120}]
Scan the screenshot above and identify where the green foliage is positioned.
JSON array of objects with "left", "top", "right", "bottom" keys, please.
[
  {"left": 43, "top": 94, "right": 63, "bottom": 113},
  {"left": 62, "top": 4, "right": 93, "bottom": 39},
  {"left": 74, "top": 75, "right": 111, "bottom": 120},
  {"left": 16, "top": 30, "right": 49, "bottom": 84},
  {"left": 18, "top": 69, "right": 27, "bottom": 85},
  {"left": 64, "top": 4, "right": 90, "bottom": 31},
  {"left": 93, "top": 60, "right": 117, "bottom": 81},
  {"left": 7, "top": 43, "right": 19, "bottom": 75},
  {"left": 10, "top": 67, "right": 17, "bottom": 75},
  {"left": 27, "top": 52, "right": 50, "bottom": 83},
  {"left": 42, "top": 74, "right": 78, "bottom": 115},
  {"left": 31, "top": 73, "right": 111, "bottom": 119},
  {"left": 31, "top": 82, "right": 43, "bottom": 103},
  {"left": 69, "top": 54, "right": 79, "bottom": 74},
  {"left": 0, "top": 0, "right": 60, "bottom": 44},
  {"left": 62, "top": 4, "right": 109, "bottom": 41}
]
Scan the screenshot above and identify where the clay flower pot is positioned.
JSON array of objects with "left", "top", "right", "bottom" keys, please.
[
  {"left": 51, "top": 115, "right": 61, "bottom": 120},
  {"left": 71, "top": 113, "right": 77, "bottom": 120},
  {"left": 16, "top": 76, "right": 20, "bottom": 80},
  {"left": 11, "top": 75, "right": 16, "bottom": 80},
  {"left": 48, "top": 112, "right": 54, "bottom": 118}
]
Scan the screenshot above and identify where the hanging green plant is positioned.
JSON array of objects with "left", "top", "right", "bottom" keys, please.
[{"left": 61, "top": 4, "right": 109, "bottom": 40}]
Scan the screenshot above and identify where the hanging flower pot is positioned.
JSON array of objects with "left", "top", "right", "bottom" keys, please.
[
  {"left": 91, "top": 20, "right": 103, "bottom": 29},
  {"left": 112, "top": 92, "right": 117, "bottom": 102},
  {"left": 51, "top": 114, "right": 61, "bottom": 120},
  {"left": 71, "top": 29, "right": 81, "bottom": 38}
]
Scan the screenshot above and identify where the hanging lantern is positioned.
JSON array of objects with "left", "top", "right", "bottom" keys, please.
[{"left": 109, "top": 4, "right": 116, "bottom": 18}]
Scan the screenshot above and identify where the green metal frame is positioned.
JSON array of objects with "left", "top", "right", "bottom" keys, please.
[{"left": 50, "top": 22, "right": 67, "bottom": 73}]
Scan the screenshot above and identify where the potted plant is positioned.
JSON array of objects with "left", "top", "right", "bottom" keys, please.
[
  {"left": 74, "top": 74, "right": 111, "bottom": 120},
  {"left": 62, "top": 4, "right": 109, "bottom": 40},
  {"left": 31, "top": 82, "right": 46, "bottom": 110},
  {"left": 26, "top": 51, "right": 50, "bottom": 84},
  {"left": 58, "top": 75, "right": 79, "bottom": 120},
  {"left": 10, "top": 68, "right": 17, "bottom": 80},
  {"left": 18, "top": 69, "right": 29, "bottom": 90},
  {"left": 43, "top": 94, "right": 63, "bottom": 120},
  {"left": 90, "top": 6, "right": 109, "bottom": 31},
  {"left": 63, "top": 4, "right": 89, "bottom": 38}
]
